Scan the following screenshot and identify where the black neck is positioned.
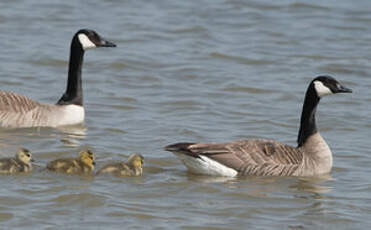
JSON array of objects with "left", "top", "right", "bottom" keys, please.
[
  {"left": 57, "top": 37, "right": 84, "bottom": 106},
  {"left": 297, "top": 83, "right": 320, "bottom": 147}
]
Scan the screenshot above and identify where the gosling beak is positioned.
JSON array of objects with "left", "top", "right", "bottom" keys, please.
[
  {"left": 30, "top": 158, "right": 35, "bottom": 162},
  {"left": 98, "top": 39, "right": 116, "bottom": 48},
  {"left": 93, "top": 161, "right": 96, "bottom": 166}
]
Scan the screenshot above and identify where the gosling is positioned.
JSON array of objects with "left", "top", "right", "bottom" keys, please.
[
  {"left": 46, "top": 150, "right": 95, "bottom": 174},
  {"left": 97, "top": 153, "right": 144, "bottom": 176},
  {"left": 0, "top": 148, "right": 33, "bottom": 174}
]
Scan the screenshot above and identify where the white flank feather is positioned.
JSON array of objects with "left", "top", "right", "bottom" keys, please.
[
  {"left": 173, "top": 153, "right": 238, "bottom": 177},
  {"left": 59, "top": 105, "right": 85, "bottom": 126}
]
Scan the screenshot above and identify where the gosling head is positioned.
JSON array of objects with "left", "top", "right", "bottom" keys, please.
[
  {"left": 312, "top": 76, "right": 352, "bottom": 98},
  {"left": 75, "top": 29, "right": 116, "bottom": 51},
  {"left": 79, "top": 150, "right": 96, "bottom": 169},
  {"left": 16, "top": 148, "right": 33, "bottom": 164},
  {"left": 127, "top": 153, "right": 144, "bottom": 169}
]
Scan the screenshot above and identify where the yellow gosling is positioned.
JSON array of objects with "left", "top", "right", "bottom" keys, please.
[
  {"left": 97, "top": 153, "right": 144, "bottom": 176},
  {"left": 0, "top": 148, "right": 33, "bottom": 174},
  {"left": 46, "top": 150, "right": 95, "bottom": 174}
]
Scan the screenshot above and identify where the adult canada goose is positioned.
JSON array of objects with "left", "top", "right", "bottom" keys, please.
[
  {"left": 96, "top": 153, "right": 144, "bottom": 176},
  {"left": 165, "top": 76, "right": 352, "bottom": 177},
  {"left": 0, "top": 29, "right": 116, "bottom": 128},
  {"left": 46, "top": 150, "right": 95, "bottom": 174},
  {"left": 0, "top": 148, "right": 34, "bottom": 174}
]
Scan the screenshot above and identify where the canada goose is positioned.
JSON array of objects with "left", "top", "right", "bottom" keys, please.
[
  {"left": 165, "top": 76, "right": 352, "bottom": 177},
  {"left": 0, "top": 148, "right": 33, "bottom": 174},
  {"left": 46, "top": 150, "right": 95, "bottom": 174},
  {"left": 96, "top": 153, "right": 144, "bottom": 176},
  {"left": 0, "top": 29, "right": 116, "bottom": 128}
]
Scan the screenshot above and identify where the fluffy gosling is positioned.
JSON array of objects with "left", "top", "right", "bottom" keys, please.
[
  {"left": 46, "top": 150, "right": 95, "bottom": 174},
  {"left": 97, "top": 153, "right": 144, "bottom": 176},
  {"left": 0, "top": 148, "right": 33, "bottom": 174}
]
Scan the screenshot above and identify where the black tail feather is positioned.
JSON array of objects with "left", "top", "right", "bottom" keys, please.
[
  {"left": 164, "top": 142, "right": 204, "bottom": 159},
  {"left": 164, "top": 142, "right": 195, "bottom": 152}
]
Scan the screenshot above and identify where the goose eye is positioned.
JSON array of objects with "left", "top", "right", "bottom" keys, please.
[{"left": 89, "top": 33, "right": 100, "bottom": 43}]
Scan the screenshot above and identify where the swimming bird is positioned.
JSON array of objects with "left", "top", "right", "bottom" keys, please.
[
  {"left": 96, "top": 153, "right": 144, "bottom": 176},
  {"left": 165, "top": 76, "right": 352, "bottom": 177},
  {"left": 46, "top": 150, "right": 95, "bottom": 174},
  {"left": 0, "top": 148, "right": 33, "bottom": 174},
  {"left": 0, "top": 29, "right": 116, "bottom": 128}
]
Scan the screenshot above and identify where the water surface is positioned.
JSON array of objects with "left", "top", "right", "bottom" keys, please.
[{"left": 0, "top": 0, "right": 370, "bottom": 229}]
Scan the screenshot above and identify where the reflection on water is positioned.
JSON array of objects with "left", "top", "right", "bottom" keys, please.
[
  {"left": 185, "top": 172, "right": 332, "bottom": 194},
  {"left": 0, "top": 125, "right": 87, "bottom": 153},
  {"left": 292, "top": 174, "right": 333, "bottom": 195},
  {"left": 186, "top": 174, "right": 239, "bottom": 184},
  {"left": 57, "top": 125, "right": 87, "bottom": 147},
  {"left": 57, "top": 125, "right": 87, "bottom": 138},
  {"left": 185, "top": 173, "right": 333, "bottom": 199}
]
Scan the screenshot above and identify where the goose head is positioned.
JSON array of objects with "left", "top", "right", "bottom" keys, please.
[
  {"left": 312, "top": 76, "right": 352, "bottom": 98},
  {"left": 127, "top": 153, "right": 144, "bottom": 170},
  {"left": 79, "top": 150, "right": 96, "bottom": 169},
  {"left": 74, "top": 29, "right": 116, "bottom": 51},
  {"left": 16, "top": 148, "right": 33, "bottom": 164}
]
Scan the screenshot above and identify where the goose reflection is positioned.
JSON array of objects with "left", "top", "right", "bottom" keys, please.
[
  {"left": 58, "top": 125, "right": 87, "bottom": 147},
  {"left": 290, "top": 174, "right": 333, "bottom": 194},
  {"left": 186, "top": 173, "right": 239, "bottom": 184}
]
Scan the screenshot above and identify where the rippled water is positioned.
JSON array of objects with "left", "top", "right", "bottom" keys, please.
[{"left": 0, "top": 0, "right": 370, "bottom": 229}]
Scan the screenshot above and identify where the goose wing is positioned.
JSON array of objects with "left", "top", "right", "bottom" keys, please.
[
  {"left": 0, "top": 91, "right": 50, "bottom": 128},
  {"left": 165, "top": 139, "right": 304, "bottom": 176},
  {"left": 0, "top": 91, "right": 41, "bottom": 113}
]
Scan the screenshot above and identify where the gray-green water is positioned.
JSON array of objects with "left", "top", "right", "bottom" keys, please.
[{"left": 0, "top": 0, "right": 369, "bottom": 229}]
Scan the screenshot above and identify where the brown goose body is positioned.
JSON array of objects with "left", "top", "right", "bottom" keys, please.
[
  {"left": 0, "top": 91, "right": 83, "bottom": 128},
  {"left": 166, "top": 132, "right": 331, "bottom": 177},
  {"left": 165, "top": 76, "right": 351, "bottom": 177}
]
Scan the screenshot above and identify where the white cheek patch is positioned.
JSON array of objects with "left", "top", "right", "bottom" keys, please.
[
  {"left": 314, "top": 81, "right": 333, "bottom": 97},
  {"left": 78, "top": 34, "right": 96, "bottom": 50}
]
